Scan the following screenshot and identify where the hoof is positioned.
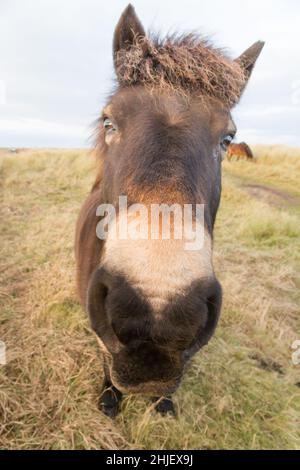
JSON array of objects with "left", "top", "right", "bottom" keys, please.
[
  {"left": 98, "top": 386, "right": 122, "bottom": 418},
  {"left": 152, "top": 397, "right": 176, "bottom": 416}
]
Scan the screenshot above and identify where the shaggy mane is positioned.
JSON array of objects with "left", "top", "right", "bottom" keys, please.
[{"left": 115, "top": 34, "right": 246, "bottom": 107}]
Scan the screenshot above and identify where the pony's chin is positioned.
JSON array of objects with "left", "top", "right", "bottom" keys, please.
[{"left": 109, "top": 371, "right": 181, "bottom": 396}]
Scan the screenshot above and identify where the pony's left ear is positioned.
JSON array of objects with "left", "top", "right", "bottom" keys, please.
[
  {"left": 235, "top": 41, "right": 265, "bottom": 88},
  {"left": 113, "top": 4, "right": 145, "bottom": 60}
]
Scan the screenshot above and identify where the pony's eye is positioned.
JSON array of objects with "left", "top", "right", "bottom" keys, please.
[
  {"left": 103, "top": 117, "right": 116, "bottom": 132},
  {"left": 221, "top": 134, "right": 235, "bottom": 151}
]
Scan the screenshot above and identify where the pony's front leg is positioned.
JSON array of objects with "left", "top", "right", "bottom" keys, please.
[
  {"left": 151, "top": 396, "right": 176, "bottom": 416},
  {"left": 98, "top": 355, "right": 123, "bottom": 418}
]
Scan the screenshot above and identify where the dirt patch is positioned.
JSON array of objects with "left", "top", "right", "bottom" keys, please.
[
  {"left": 250, "top": 353, "right": 284, "bottom": 375},
  {"left": 243, "top": 184, "right": 299, "bottom": 208}
]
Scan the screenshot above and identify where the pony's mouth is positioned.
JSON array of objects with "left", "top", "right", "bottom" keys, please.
[
  {"left": 107, "top": 341, "right": 184, "bottom": 395},
  {"left": 109, "top": 371, "right": 182, "bottom": 396}
]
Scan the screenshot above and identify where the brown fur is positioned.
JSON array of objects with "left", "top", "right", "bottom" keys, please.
[
  {"left": 115, "top": 34, "right": 247, "bottom": 107},
  {"left": 227, "top": 142, "right": 254, "bottom": 161}
]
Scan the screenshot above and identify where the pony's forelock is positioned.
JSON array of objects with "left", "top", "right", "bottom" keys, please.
[{"left": 114, "top": 33, "right": 247, "bottom": 107}]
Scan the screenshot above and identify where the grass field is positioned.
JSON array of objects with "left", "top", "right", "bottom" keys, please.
[{"left": 0, "top": 146, "right": 299, "bottom": 449}]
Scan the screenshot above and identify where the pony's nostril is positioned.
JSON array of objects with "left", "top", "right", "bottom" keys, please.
[
  {"left": 87, "top": 268, "right": 116, "bottom": 337},
  {"left": 102, "top": 285, "right": 109, "bottom": 301},
  {"left": 109, "top": 317, "right": 152, "bottom": 346},
  {"left": 110, "top": 319, "right": 118, "bottom": 337}
]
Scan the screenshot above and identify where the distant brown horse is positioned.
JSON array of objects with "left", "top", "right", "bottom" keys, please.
[
  {"left": 227, "top": 142, "right": 254, "bottom": 161},
  {"left": 75, "top": 4, "right": 264, "bottom": 417}
]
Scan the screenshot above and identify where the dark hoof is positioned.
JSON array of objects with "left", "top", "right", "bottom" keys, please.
[
  {"left": 152, "top": 397, "right": 176, "bottom": 416},
  {"left": 98, "top": 387, "right": 122, "bottom": 418}
]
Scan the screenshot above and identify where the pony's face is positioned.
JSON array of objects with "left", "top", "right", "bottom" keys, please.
[{"left": 90, "top": 87, "right": 227, "bottom": 394}]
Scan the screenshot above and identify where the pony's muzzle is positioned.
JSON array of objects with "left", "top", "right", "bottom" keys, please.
[{"left": 88, "top": 266, "right": 222, "bottom": 361}]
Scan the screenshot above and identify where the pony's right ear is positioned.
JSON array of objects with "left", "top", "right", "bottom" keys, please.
[{"left": 113, "top": 4, "right": 145, "bottom": 59}]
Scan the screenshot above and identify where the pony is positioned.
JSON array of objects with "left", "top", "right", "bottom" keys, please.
[
  {"left": 227, "top": 142, "right": 254, "bottom": 161},
  {"left": 75, "top": 4, "right": 264, "bottom": 417}
]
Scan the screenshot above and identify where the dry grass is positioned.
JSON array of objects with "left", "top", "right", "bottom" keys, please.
[
  {"left": 0, "top": 147, "right": 299, "bottom": 449},
  {"left": 224, "top": 145, "right": 300, "bottom": 197}
]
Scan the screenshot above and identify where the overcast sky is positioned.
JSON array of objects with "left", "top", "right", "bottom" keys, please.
[{"left": 0, "top": 0, "right": 299, "bottom": 148}]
